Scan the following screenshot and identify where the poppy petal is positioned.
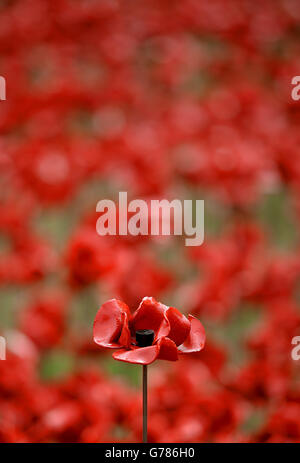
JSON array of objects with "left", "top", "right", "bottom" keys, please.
[
  {"left": 118, "top": 312, "right": 131, "bottom": 348},
  {"left": 166, "top": 307, "right": 191, "bottom": 346},
  {"left": 178, "top": 315, "right": 205, "bottom": 353},
  {"left": 154, "top": 314, "right": 170, "bottom": 342},
  {"left": 131, "top": 297, "right": 166, "bottom": 335},
  {"left": 93, "top": 299, "right": 130, "bottom": 348},
  {"left": 113, "top": 345, "right": 160, "bottom": 365},
  {"left": 157, "top": 337, "right": 178, "bottom": 361},
  {"left": 112, "top": 336, "right": 179, "bottom": 364}
]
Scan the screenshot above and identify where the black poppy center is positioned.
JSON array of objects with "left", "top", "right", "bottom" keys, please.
[{"left": 135, "top": 329, "right": 155, "bottom": 347}]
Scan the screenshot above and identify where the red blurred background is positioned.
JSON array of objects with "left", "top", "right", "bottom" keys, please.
[{"left": 0, "top": 0, "right": 300, "bottom": 443}]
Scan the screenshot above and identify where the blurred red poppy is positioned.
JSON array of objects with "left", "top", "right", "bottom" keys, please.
[{"left": 93, "top": 297, "right": 205, "bottom": 365}]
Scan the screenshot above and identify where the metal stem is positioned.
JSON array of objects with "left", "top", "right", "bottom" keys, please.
[{"left": 142, "top": 364, "right": 148, "bottom": 443}]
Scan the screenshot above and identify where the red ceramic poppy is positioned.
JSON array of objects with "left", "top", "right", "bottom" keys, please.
[{"left": 93, "top": 297, "right": 205, "bottom": 365}]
